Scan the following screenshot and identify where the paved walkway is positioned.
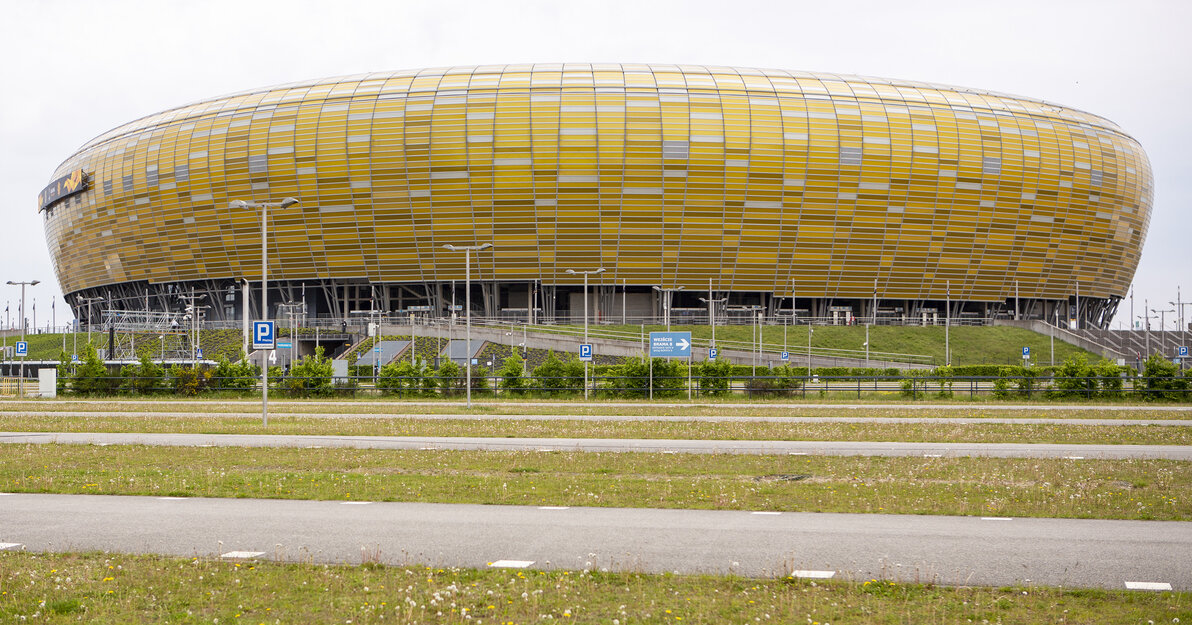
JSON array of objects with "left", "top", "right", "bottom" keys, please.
[
  {"left": 3, "top": 431, "right": 1189, "bottom": 459},
  {"left": 2, "top": 493, "right": 1188, "bottom": 590}
]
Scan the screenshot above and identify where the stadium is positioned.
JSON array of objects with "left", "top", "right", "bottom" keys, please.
[{"left": 40, "top": 64, "right": 1153, "bottom": 329}]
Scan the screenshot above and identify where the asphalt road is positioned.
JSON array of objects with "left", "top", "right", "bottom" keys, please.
[
  {"left": 2, "top": 409, "right": 1190, "bottom": 426},
  {"left": 2, "top": 431, "right": 1189, "bottom": 459},
  {"left": 1, "top": 493, "right": 1186, "bottom": 591}
]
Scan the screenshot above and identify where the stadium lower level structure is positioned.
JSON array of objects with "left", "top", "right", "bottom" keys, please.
[{"left": 42, "top": 65, "right": 1153, "bottom": 330}]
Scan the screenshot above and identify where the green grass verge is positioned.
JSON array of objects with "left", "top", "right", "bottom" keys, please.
[
  {"left": 2, "top": 552, "right": 1186, "bottom": 624},
  {"left": 0, "top": 413, "right": 1188, "bottom": 446},
  {"left": 3, "top": 445, "right": 1189, "bottom": 520}
]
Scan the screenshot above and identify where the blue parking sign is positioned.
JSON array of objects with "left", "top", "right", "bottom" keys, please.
[
  {"left": 781, "top": 351, "right": 789, "bottom": 361},
  {"left": 1180, "top": 346, "right": 1189, "bottom": 357},
  {"left": 1022, "top": 346, "right": 1030, "bottom": 357},
  {"left": 709, "top": 348, "right": 718, "bottom": 361},
  {"left": 15, "top": 341, "right": 27, "bottom": 357},
  {"left": 252, "top": 321, "right": 275, "bottom": 350},
  {"left": 579, "top": 344, "right": 593, "bottom": 361}
]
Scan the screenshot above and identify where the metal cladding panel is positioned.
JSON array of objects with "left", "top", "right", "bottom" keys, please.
[{"left": 42, "top": 64, "right": 1153, "bottom": 301}]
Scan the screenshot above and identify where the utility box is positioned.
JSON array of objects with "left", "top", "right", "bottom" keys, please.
[
  {"left": 332, "top": 359, "right": 349, "bottom": 382},
  {"left": 38, "top": 368, "right": 57, "bottom": 398}
]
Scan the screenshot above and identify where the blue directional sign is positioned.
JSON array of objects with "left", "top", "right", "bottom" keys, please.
[
  {"left": 1022, "top": 346, "right": 1031, "bottom": 358},
  {"left": 579, "top": 344, "right": 593, "bottom": 361},
  {"left": 196, "top": 348, "right": 204, "bottom": 359},
  {"left": 276, "top": 342, "right": 293, "bottom": 349},
  {"left": 1180, "top": 346, "right": 1189, "bottom": 358},
  {"left": 709, "top": 348, "right": 718, "bottom": 361},
  {"left": 650, "top": 332, "right": 692, "bottom": 358},
  {"left": 71, "top": 354, "right": 78, "bottom": 363},
  {"left": 15, "top": 341, "right": 27, "bottom": 357},
  {"left": 252, "top": 321, "right": 275, "bottom": 350},
  {"left": 781, "top": 351, "right": 790, "bottom": 361}
]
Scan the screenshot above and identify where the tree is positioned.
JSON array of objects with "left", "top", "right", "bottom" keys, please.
[
  {"left": 696, "top": 357, "right": 734, "bottom": 397},
  {"left": 378, "top": 358, "right": 429, "bottom": 397},
  {"left": 72, "top": 343, "right": 114, "bottom": 396},
  {"left": 281, "top": 346, "right": 334, "bottom": 397},
  {"left": 531, "top": 352, "right": 584, "bottom": 397},
  {"left": 497, "top": 353, "right": 527, "bottom": 396},
  {"left": 438, "top": 359, "right": 464, "bottom": 396}
]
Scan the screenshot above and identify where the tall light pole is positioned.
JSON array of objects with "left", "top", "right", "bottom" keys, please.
[
  {"left": 698, "top": 278, "right": 727, "bottom": 355},
  {"left": 6, "top": 280, "right": 38, "bottom": 396},
  {"left": 230, "top": 197, "right": 299, "bottom": 427},
  {"left": 443, "top": 242, "right": 493, "bottom": 409},
  {"left": 1152, "top": 308, "right": 1175, "bottom": 335},
  {"left": 566, "top": 267, "right": 604, "bottom": 401},
  {"left": 77, "top": 295, "right": 104, "bottom": 348},
  {"left": 945, "top": 280, "right": 951, "bottom": 366},
  {"left": 652, "top": 285, "right": 685, "bottom": 331}
]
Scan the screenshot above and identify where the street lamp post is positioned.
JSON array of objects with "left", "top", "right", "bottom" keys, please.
[
  {"left": 566, "top": 267, "right": 604, "bottom": 401},
  {"left": 77, "top": 295, "right": 104, "bottom": 348},
  {"left": 442, "top": 242, "right": 493, "bottom": 409},
  {"left": 230, "top": 197, "right": 299, "bottom": 427},
  {"left": 698, "top": 278, "right": 727, "bottom": 356},
  {"left": 6, "top": 280, "right": 39, "bottom": 397},
  {"left": 652, "top": 285, "right": 685, "bottom": 331}
]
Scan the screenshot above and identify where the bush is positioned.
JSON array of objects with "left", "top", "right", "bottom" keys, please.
[
  {"left": 1051, "top": 354, "right": 1097, "bottom": 399},
  {"left": 438, "top": 359, "right": 464, "bottom": 396},
  {"left": 744, "top": 364, "right": 802, "bottom": 397},
  {"left": 378, "top": 358, "right": 430, "bottom": 397},
  {"left": 1094, "top": 358, "right": 1126, "bottom": 399},
  {"left": 120, "top": 355, "right": 167, "bottom": 395},
  {"left": 532, "top": 352, "right": 584, "bottom": 397},
  {"left": 932, "top": 365, "right": 954, "bottom": 398},
  {"left": 497, "top": 353, "right": 528, "bottom": 396},
  {"left": 72, "top": 344, "right": 115, "bottom": 396},
  {"left": 211, "top": 353, "right": 259, "bottom": 392},
  {"left": 1137, "top": 353, "right": 1189, "bottom": 402},
  {"left": 279, "top": 346, "right": 334, "bottom": 397},
  {"left": 169, "top": 364, "right": 212, "bottom": 396},
  {"left": 696, "top": 358, "right": 734, "bottom": 397}
]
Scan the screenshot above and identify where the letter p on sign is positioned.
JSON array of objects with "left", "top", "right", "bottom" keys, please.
[{"left": 253, "top": 321, "right": 275, "bottom": 350}]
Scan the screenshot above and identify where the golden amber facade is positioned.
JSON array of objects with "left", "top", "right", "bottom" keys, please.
[{"left": 42, "top": 64, "right": 1152, "bottom": 310}]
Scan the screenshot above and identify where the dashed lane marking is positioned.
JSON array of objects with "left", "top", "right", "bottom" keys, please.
[
  {"left": 220, "top": 551, "right": 265, "bottom": 560},
  {"left": 0, "top": 543, "right": 22, "bottom": 551},
  {"left": 538, "top": 506, "right": 570, "bottom": 510},
  {"left": 923, "top": 454, "right": 943, "bottom": 458},
  {"left": 1064, "top": 456, "right": 1085, "bottom": 460},
  {"left": 156, "top": 497, "right": 187, "bottom": 500},
  {"left": 751, "top": 511, "right": 782, "bottom": 515},
  {"left": 981, "top": 517, "right": 1014, "bottom": 521},
  {"left": 791, "top": 570, "right": 836, "bottom": 579},
  {"left": 489, "top": 560, "right": 535, "bottom": 568},
  {"left": 341, "top": 501, "right": 373, "bottom": 505},
  {"left": 1125, "top": 581, "right": 1172, "bottom": 591}
]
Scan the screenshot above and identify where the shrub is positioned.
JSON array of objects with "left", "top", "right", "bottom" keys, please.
[
  {"left": 120, "top": 355, "right": 167, "bottom": 395},
  {"left": 72, "top": 344, "right": 115, "bottom": 396},
  {"left": 1094, "top": 358, "right": 1126, "bottom": 399},
  {"left": 378, "top": 358, "right": 430, "bottom": 397},
  {"left": 279, "top": 346, "right": 334, "bottom": 397},
  {"left": 532, "top": 352, "right": 584, "bottom": 397},
  {"left": 696, "top": 358, "right": 734, "bottom": 397},
  {"left": 169, "top": 364, "right": 212, "bottom": 396},
  {"left": 1138, "top": 353, "right": 1189, "bottom": 402},
  {"left": 1051, "top": 354, "right": 1097, "bottom": 399},
  {"left": 212, "top": 352, "right": 258, "bottom": 392},
  {"left": 438, "top": 359, "right": 464, "bottom": 396},
  {"left": 497, "top": 353, "right": 528, "bottom": 396}
]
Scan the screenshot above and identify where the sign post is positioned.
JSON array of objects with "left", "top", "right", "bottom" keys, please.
[
  {"left": 253, "top": 321, "right": 275, "bottom": 426},
  {"left": 649, "top": 331, "right": 692, "bottom": 400},
  {"left": 1022, "top": 346, "right": 1030, "bottom": 365}
]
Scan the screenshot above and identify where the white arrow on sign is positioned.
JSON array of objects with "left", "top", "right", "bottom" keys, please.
[{"left": 677, "top": 338, "right": 690, "bottom": 351}]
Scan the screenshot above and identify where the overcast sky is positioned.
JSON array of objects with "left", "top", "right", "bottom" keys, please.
[{"left": 1, "top": 0, "right": 1187, "bottom": 330}]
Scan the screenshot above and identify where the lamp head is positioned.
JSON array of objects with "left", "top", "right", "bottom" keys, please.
[
  {"left": 280, "top": 197, "right": 299, "bottom": 209},
  {"left": 478, "top": 243, "right": 493, "bottom": 250},
  {"left": 565, "top": 269, "right": 577, "bottom": 275},
  {"left": 442, "top": 244, "right": 457, "bottom": 251},
  {"left": 229, "top": 200, "right": 248, "bottom": 209},
  {"left": 594, "top": 268, "right": 605, "bottom": 275},
  {"left": 676, "top": 286, "right": 685, "bottom": 291}
]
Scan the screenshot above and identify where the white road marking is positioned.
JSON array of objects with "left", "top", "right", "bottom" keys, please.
[
  {"left": 0, "top": 493, "right": 14, "bottom": 496},
  {"left": 156, "top": 497, "right": 187, "bottom": 500},
  {"left": 661, "top": 450, "right": 676, "bottom": 454},
  {"left": 923, "top": 454, "right": 943, "bottom": 458},
  {"left": 1064, "top": 456, "right": 1085, "bottom": 460},
  {"left": 489, "top": 560, "right": 534, "bottom": 568},
  {"left": 981, "top": 517, "right": 1013, "bottom": 521},
  {"left": 220, "top": 551, "right": 265, "bottom": 559},
  {"left": 751, "top": 511, "right": 782, "bottom": 515},
  {"left": 341, "top": 501, "right": 373, "bottom": 505},
  {"left": 0, "top": 543, "right": 22, "bottom": 551},
  {"left": 788, "top": 452, "right": 807, "bottom": 456},
  {"left": 419, "top": 447, "right": 437, "bottom": 450},
  {"left": 791, "top": 569, "right": 836, "bottom": 579},
  {"left": 1125, "top": 581, "right": 1172, "bottom": 591},
  {"left": 538, "top": 506, "right": 570, "bottom": 510}
]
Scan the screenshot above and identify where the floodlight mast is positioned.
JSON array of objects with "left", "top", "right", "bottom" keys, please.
[
  {"left": 6, "top": 280, "right": 39, "bottom": 397},
  {"left": 230, "top": 197, "right": 299, "bottom": 426},
  {"left": 441, "top": 243, "right": 493, "bottom": 408}
]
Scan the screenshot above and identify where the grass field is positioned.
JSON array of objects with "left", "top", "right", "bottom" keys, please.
[
  {"left": 0, "top": 412, "right": 1188, "bottom": 446},
  {"left": 2, "top": 551, "right": 1186, "bottom": 624},
  {"left": 4, "top": 445, "right": 1188, "bottom": 521}
]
